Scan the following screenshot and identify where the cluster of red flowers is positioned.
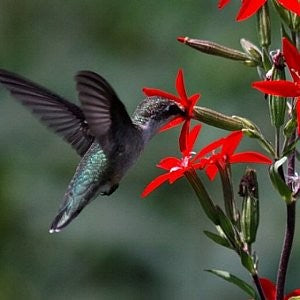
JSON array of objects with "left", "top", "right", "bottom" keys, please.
[
  {"left": 142, "top": 70, "right": 272, "bottom": 197},
  {"left": 142, "top": 1, "right": 300, "bottom": 297},
  {"left": 218, "top": 0, "right": 300, "bottom": 22}
]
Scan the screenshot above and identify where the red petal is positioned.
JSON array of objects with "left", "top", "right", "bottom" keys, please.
[
  {"left": 159, "top": 116, "right": 185, "bottom": 132},
  {"left": 186, "top": 124, "right": 202, "bottom": 155},
  {"left": 205, "top": 164, "right": 219, "bottom": 181},
  {"left": 222, "top": 131, "right": 243, "bottom": 155},
  {"left": 218, "top": 0, "right": 231, "bottom": 9},
  {"left": 296, "top": 98, "right": 300, "bottom": 135},
  {"left": 141, "top": 173, "right": 171, "bottom": 197},
  {"left": 259, "top": 278, "right": 276, "bottom": 300},
  {"left": 157, "top": 157, "right": 181, "bottom": 170},
  {"left": 282, "top": 37, "right": 300, "bottom": 82},
  {"left": 236, "top": 0, "right": 267, "bottom": 21},
  {"left": 194, "top": 137, "right": 225, "bottom": 161},
  {"left": 179, "top": 120, "right": 190, "bottom": 154},
  {"left": 191, "top": 161, "right": 206, "bottom": 170},
  {"left": 252, "top": 80, "right": 300, "bottom": 97},
  {"left": 176, "top": 69, "right": 188, "bottom": 106},
  {"left": 188, "top": 93, "right": 201, "bottom": 116},
  {"left": 168, "top": 169, "right": 185, "bottom": 183},
  {"left": 278, "top": 0, "right": 300, "bottom": 16},
  {"left": 142, "top": 88, "right": 180, "bottom": 102},
  {"left": 177, "top": 36, "right": 188, "bottom": 44},
  {"left": 285, "top": 289, "right": 300, "bottom": 300},
  {"left": 230, "top": 152, "right": 272, "bottom": 164}
]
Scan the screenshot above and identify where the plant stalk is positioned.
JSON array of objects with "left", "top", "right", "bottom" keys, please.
[{"left": 252, "top": 273, "right": 266, "bottom": 300}]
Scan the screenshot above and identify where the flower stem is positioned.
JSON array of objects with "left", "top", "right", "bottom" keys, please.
[
  {"left": 252, "top": 273, "right": 266, "bottom": 300},
  {"left": 218, "top": 164, "right": 238, "bottom": 224},
  {"left": 275, "top": 127, "right": 280, "bottom": 159},
  {"left": 276, "top": 126, "right": 296, "bottom": 300},
  {"left": 275, "top": 201, "right": 296, "bottom": 300},
  {"left": 185, "top": 169, "right": 219, "bottom": 225}
]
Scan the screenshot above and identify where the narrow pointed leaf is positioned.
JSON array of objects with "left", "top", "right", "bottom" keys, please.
[
  {"left": 215, "top": 206, "right": 241, "bottom": 248},
  {"left": 206, "top": 269, "right": 258, "bottom": 299},
  {"left": 240, "top": 250, "right": 255, "bottom": 273},
  {"left": 203, "top": 230, "right": 233, "bottom": 249},
  {"left": 269, "top": 156, "right": 293, "bottom": 203}
]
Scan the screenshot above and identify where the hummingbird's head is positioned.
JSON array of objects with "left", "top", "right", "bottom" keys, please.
[{"left": 132, "top": 96, "right": 185, "bottom": 143}]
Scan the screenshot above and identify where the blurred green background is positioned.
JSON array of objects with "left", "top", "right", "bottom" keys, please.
[{"left": 0, "top": 1, "right": 299, "bottom": 299}]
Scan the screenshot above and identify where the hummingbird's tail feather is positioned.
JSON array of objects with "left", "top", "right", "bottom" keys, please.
[{"left": 49, "top": 204, "right": 85, "bottom": 233}]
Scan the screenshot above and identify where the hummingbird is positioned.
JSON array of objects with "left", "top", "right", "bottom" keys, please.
[{"left": 0, "top": 69, "right": 184, "bottom": 232}]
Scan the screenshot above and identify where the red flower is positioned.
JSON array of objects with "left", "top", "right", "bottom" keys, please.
[
  {"left": 252, "top": 38, "right": 300, "bottom": 133},
  {"left": 218, "top": 0, "right": 300, "bottom": 22},
  {"left": 142, "top": 125, "right": 271, "bottom": 197},
  {"left": 141, "top": 123, "right": 203, "bottom": 197},
  {"left": 260, "top": 278, "right": 300, "bottom": 300},
  {"left": 143, "top": 69, "right": 200, "bottom": 132},
  {"left": 193, "top": 131, "right": 272, "bottom": 180}
]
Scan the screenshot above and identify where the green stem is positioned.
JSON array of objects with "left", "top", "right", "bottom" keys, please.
[
  {"left": 218, "top": 164, "right": 238, "bottom": 224},
  {"left": 252, "top": 273, "right": 266, "bottom": 300},
  {"left": 275, "top": 127, "right": 280, "bottom": 159},
  {"left": 185, "top": 169, "right": 219, "bottom": 225},
  {"left": 275, "top": 202, "right": 296, "bottom": 300}
]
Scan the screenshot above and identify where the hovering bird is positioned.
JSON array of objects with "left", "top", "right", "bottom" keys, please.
[{"left": 0, "top": 69, "right": 184, "bottom": 232}]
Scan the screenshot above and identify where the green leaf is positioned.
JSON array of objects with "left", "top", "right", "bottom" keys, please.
[
  {"left": 290, "top": 297, "right": 300, "bottom": 300},
  {"left": 240, "top": 251, "right": 255, "bottom": 274},
  {"left": 205, "top": 269, "right": 258, "bottom": 299},
  {"left": 203, "top": 230, "right": 233, "bottom": 249},
  {"left": 269, "top": 157, "right": 293, "bottom": 203},
  {"left": 215, "top": 206, "right": 241, "bottom": 249}
]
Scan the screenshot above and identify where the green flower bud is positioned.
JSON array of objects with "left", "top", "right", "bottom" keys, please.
[
  {"left": 193, "top": 106, "right": 244, "bottom": 131},
  {"left": 239, "top": 169, "right": 259, "bottom": 245},
  {"left": 240, "top": 39, "right": 263, "bottom": 65},
  {"left": 256, "top": 3, "right": 271, "bottom": 48},
  {"left": 268, "top": 50, "right": 286, "bottom": 128},
  {"left": 177, "top": 37, "right": 250, "bottom": 62}
]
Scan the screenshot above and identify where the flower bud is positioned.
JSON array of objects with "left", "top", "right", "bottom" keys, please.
[
  {"left": 239, "top": 169, "right": 259, "bottom": 245},
  {"left": 268, "top": 50, "right": 286, "bottom": 128},
  {"left": 240, "top": 39, "right": 263, "bottom": 65},
  {"left": 193, "top": 106, "right": 244, "bottom": 131},
  {"left": 256, "top": 3, "right": 271, "bottom": 48},
  {"left": 177, "top": 37, "right": 253, "bottom": 62}
]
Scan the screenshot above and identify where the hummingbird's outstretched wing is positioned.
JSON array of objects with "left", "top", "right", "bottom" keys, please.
[
  {"left": 75, "top": 71, "right": 133, "bottom": 150},
  {"left": 0, "top": 69, "right": 94, "bottom": 156}
]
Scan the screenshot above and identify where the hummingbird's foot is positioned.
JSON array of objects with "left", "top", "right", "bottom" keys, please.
[{"left": 100, "top": 184, "right": 119, "bottom": 196}]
